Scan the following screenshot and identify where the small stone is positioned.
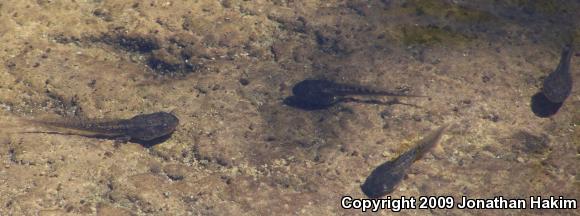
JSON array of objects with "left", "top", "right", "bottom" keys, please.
[
  {"left": 382, "top": 151, "right": 391, "bottom": 157},
  {"left": 239, "top": 78, "right": 250, "bottom": 86}
]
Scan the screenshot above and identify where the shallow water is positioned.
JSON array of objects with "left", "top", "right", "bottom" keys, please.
[{"left": 0, "top": 0, "right": 578, "bottom": 215}]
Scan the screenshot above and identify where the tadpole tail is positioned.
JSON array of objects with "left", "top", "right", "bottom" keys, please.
[
  {"left": 21, "top": 118, "right": 87, "bottom": 130},
  {"left": 412, "top": 123, "right": 451, "bottom": 161},
  {"left": 362, "top": 91, "right": 428, "bottom": 98},
  {"left": 18, "top": 131, "right": 83, "bottom": 136},
  {"left": 556, "top": 44, "right": 573, "bottom": 73},
  {"left": 334, "top": 85, "right": 428, "bottom": 97},
  {"left": 341, "top": 90, "right": 427, "bottom": 97},
  {"left": 17, "top": 130, "right": 120, "bottom": 139},
  {"left": 340, "top": 98, "right": 423, "bottom": 108},
  {"left": 22, "top": 116, "right": 123, "bottom": 131}
]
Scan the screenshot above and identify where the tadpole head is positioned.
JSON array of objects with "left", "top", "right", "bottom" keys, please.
[
  {"left": 128, "top": 112, "right": 179, "bottom": 141},
  {"left": 291, "top": 79, "right": 332, "bottom": 96}
]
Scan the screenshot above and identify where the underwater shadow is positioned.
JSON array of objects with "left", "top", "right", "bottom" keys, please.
[
  {"left": 530, "top": 92, "right": 563, "bottom": 118},
  {"left": 133, "top": 133, "right": 174, "bottom": 148}
]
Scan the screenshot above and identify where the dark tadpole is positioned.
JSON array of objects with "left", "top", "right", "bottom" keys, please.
[
  {"left": 22, "top": 112, "right": 179, "bottom": 147},
  {"left": 284, "top": 79, "right": 425, "bottom": 110},
  {"left": 361, "top": 124, "right": 450, "bottom": 198},
  {"left": 530, "top": 45, "right": 573, "bottom": 117},
  {"left": 542, "top": 45, "right": 573, "bottom": 103},
  {"left": 530, "top": 92, "right": 563, "bottom": 118}
]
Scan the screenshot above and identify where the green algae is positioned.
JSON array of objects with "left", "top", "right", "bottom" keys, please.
[
  {"left": 406, "top": 0, "right": 494, "bottom": 23},
  {"left": 398, "top": 25, "right": 471, "bottom": 46},
  {"left": 502, "top": 0, "right": 566, "bottom": 15}
]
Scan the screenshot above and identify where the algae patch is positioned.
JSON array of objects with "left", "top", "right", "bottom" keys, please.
[
  {"left": 405, "top": 0, "right": 494, "bottom": 23},
  {"left": 397, "top": 25, "right": 472, "bottom": 46},
  {"left": 502, "top": 0, "right": 568, "bottom": 15}
]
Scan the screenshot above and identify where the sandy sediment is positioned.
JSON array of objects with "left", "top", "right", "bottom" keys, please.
[{"left": 0, "top": 0, "right": 578, "bottom": 215}]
